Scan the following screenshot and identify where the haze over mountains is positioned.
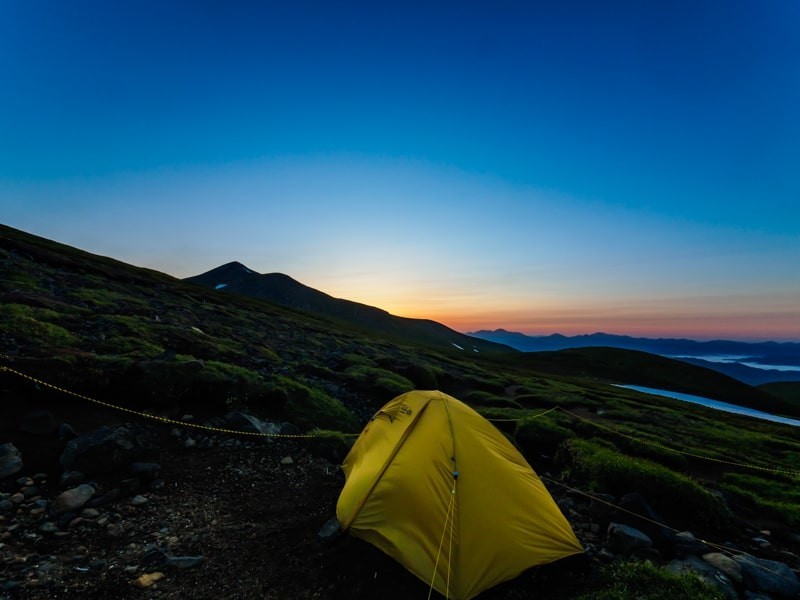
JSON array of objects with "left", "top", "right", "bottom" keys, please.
[{"left": 470, "top": 330, "right": 800, "bottom": 385}]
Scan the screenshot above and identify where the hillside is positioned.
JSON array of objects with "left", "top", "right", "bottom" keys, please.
[
  {"left": 2, "top": 223, "right": 800, "bottom": 599},
  {"left": 185, "top": 262, "right": 512, "bottom": 355},
  {"left": 499, "top": 347, "right": 800, "bottom": 419}
]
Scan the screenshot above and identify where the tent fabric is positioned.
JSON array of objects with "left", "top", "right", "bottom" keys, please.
[{"left": 336, "top": 390, "right": 583, "bottom": 600}]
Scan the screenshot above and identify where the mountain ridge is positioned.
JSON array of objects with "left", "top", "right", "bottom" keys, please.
[
  {"left": 470, "top": 329, "right": 800, "bottom": 385},
  {"left": 185, "top": 262, "right": 513, "bottom": 354}
]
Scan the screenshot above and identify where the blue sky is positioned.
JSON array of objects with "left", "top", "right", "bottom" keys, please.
[{"left": 2, "top": 0, "right": 799, "bottom": 340}]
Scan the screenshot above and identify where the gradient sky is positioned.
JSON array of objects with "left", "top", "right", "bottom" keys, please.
[{"left": 2, "top": 1, "right": 799, "bottom": 341}]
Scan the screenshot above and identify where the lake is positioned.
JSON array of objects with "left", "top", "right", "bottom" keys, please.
[{"left": 613, "top": 384, "right": 800, "bottom": 428}]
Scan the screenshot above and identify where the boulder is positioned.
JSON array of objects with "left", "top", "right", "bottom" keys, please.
[
  {"left": 0, "top": 443, "right": 23, "bottom": 479},
  {"left": 667, "top": 555, "right": 738, "bottom": 600},
  {"left": 616, "top": 492, "right": 677, "bottom": 554},
  {"left": 702, "top": 552, "right": 743, "bottom": 584},
  {"left": 606, "top": 523, "right": 652, "bottom": 556},
  {"left": 60, "top": 424, "right": 153, "bottom": 475},
  {"left": 51, "top": 484, "right": 96, "bottom": 516},
  {"left": 734, "top": 554, "right": 800, "bottom": 599},
  {"left": 673, "top": 530, "right": 710, "bottom": 558}
]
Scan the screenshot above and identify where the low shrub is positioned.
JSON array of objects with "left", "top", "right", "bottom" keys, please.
[
  {"left": 280, "top": 376, "right": 358, "bottom": 433},
  {"left": 344, "top": 365, "right": 414, "bottom": 398},
  {"left": 578, "top": 560, "right": 724, "bottom": 600},
  {"left": 720, "top": 472, "right": 800, "bottom": 527},
  {"left": 465, "top": 390, "right": 522, "bottom": 409},
  {"left": 557, "top": 439, "right": 731, "bottom": 530},
  {"left": 515, "top": 414, "right": 575, "bottom": 455}
]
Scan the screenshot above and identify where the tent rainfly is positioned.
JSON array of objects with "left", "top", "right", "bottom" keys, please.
[{"left": 336, "top": 390, "right": 583, "bottom": 600}]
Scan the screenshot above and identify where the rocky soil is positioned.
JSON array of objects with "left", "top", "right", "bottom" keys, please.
[{"left": 2, "top": 407, "right": 800, "bottom": 599}]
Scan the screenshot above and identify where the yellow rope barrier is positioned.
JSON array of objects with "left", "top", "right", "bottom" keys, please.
[{"left": 0, "top": 365, "right": 359, "bottom": 439}]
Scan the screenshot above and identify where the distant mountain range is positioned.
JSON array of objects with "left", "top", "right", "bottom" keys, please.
[
  {"left": 185, "top": 262, "right": 512, "bottom": 354},
  {"left": 469, "top": 330, "right": 800, "bottom": 385}
]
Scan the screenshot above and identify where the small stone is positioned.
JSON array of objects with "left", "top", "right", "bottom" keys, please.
[
  {"left": 124, "top": 565, "right": 138, "bottom": 575},
  {"left": 16, "top": 476, "right": 34, "bottom": 487},
  {"left": 281, "top": 456, "right": 294, "bottom": 465},
  {"left": 132, "top": 571, "right": 165, "bottom": 587},
  {"left": 60, "top": 471, "right": 86, "bottom": 487},
  {"left": 10, "top": 493, "right": 24, "bottom": 504},
  {"left": 30, "top": 507, "right": 45, "bottom": 517},
  {"left": 21, "top": 486, "right": 40, "bottom": 499},
  {"left": 130, "top": 495, "right": 149, "bottom": 506},
  {"left": 81, "top": 508, "right": 100, "bottom": 518},
  {"left": 40, "top": 521, "right": 59, "bottom": 534},
  {"left": 184, "top": 438, "right": 196, "bottom": 448},
  {"left": 0, "top": 500, "right": 14, "bottom": 512}
]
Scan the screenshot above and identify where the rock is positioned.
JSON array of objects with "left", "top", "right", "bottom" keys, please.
[
  {"left": 51, "top": 484, "right": 96, "bottom": 516},
  {"left": 81, "top": 508, "right": 100, "bottom": 518},
  {"left": 60, "top": 471, "right": 86, "bottom": 487},
  {"left": 703, "top": 552, "right": 743, "bottom": 584},
  {"left": 744, "top": 592, "right": 774, "bottom": 600},
  {"left": 40, "top": 521, "right": 59, "bottom": 534},
  {"left": 318, "top": 517, "right": 341, "bottom": 542},
  {"left": 21, "top": 485, "right": 40, "bottom": 499},
  {"left": 673, "top": 530, "right": 710, "bottom": 557},
  {"left": 606, "top": 523, "right": 652, "bottom": 556},
  {"left": 615, "top": 492, "right": 676, "bottom": 554},
  {"left": 10, "top": 492, "right": 24, "bottom": 504},
  {"left": 734, "top": 554, "right": 800, "bottom": 599},
  {"left": 130, "top": 462, "right": 161, "bottom": 480},
  {"left": 668, "top": 556, "right": 738, "bottom": 600},
  {"left": 0, "top": 443, "right": 23, "bottom": 479},
  {"left": 19, "top": 410, "right": 59, "bottom": 435},
  {"left": 130, "top": 495, "right": 149, "bottom": 506},
  {"left": 0, "top": 499, "right": 13, "bottom": 512},
  {"left": 281, "top": 456, "right": 294, "bottom": 465},
  {"left": 16, "top": 476, "right": 34, "bottom": 487},
  {"left": 58, "top": 422, "right": 79, "bottom": 441},
  {"left": 184, "top": 437, "right": 196, "bottom": 448},
  {"left": 224, "top": 411, "right": 281, "bottom": 435},
  {"left": 120, "top": 478, "right": 141, "bottom": 495},
  {"left": 132, "top": 572, "right": 165, "bottom": 588},
  {"left": 60, "top": 424, "right": 153, "bottom": 475}
]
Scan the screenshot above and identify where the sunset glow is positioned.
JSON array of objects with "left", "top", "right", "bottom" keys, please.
[{"left": 2, "top": 1, "right": 798, "bottom": 342}]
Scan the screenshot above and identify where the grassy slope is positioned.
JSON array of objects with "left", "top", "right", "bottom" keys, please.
[{"left": 2, "top": 223, "right": 800, "bottom": 583}]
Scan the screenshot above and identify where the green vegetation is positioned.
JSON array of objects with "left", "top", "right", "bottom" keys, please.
[
  {"left": 1, "top": 303, "right": 79, "bottom": 346},
  {"left": 557, "top": 438, "right": 731, "bottom": 529},
  {"left": 3, "top": 222, "right": 800, "bottom": 550},
  {"left": 578, "top": 560, "right": 724, "bottom": 600},
  {"left": 275, "top": 375, "right": 358, "bottom": 432},
  {"left": 344, "top": 365, "right": 414, "bottom": 397},
  {"left": 720, "top": 472, "right": 800, "bottom": 527}
]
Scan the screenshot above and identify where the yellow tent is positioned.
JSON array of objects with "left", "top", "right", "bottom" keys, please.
[{"left": 336, "top": 390, "right": 583, "bottom": 600}]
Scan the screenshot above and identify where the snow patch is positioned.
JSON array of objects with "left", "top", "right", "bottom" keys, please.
[
  {"left": 451, "top": 343, "right": 464, "bottom": 350},
  {"left": 215, "top": 283, "right": 228, "bottom": 290}
]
